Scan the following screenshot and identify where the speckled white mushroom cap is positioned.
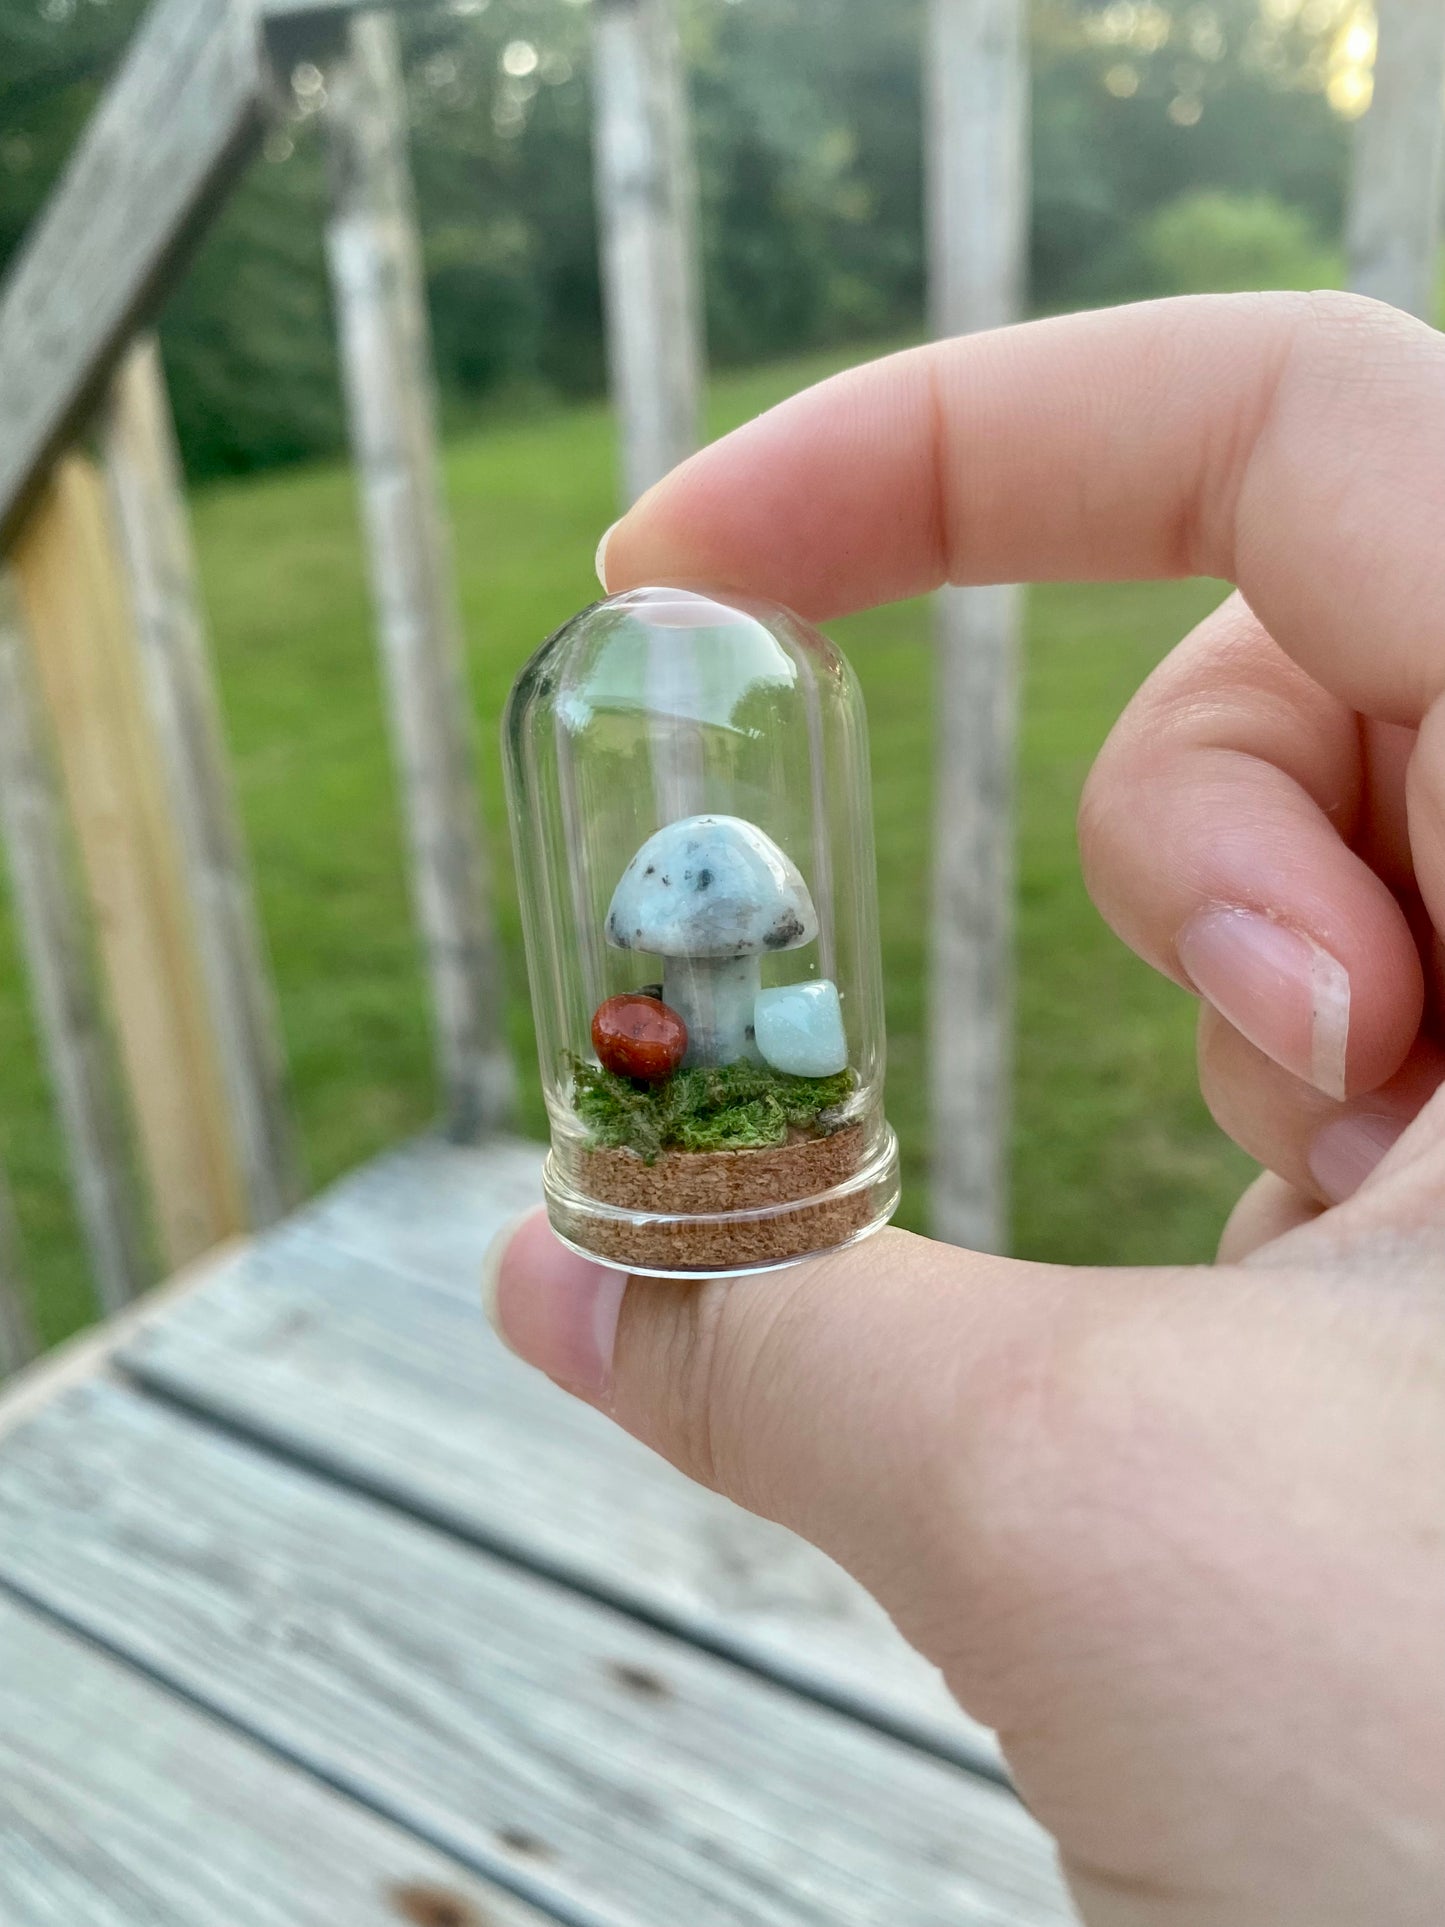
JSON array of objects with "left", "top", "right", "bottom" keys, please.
[{"left": 606, "top": 814, "right": 818, "bottom": 960}]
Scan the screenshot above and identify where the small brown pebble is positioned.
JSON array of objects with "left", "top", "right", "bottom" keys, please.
[{"left": 591, "top": 993, "right": 687, "bottom": 1082}]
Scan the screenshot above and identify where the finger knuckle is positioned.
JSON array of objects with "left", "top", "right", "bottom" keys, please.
[
  {"left": 922, "top": 1300, "right": 1144, "bottom": 1691},
  {"left": 1075, "top": 753, "right": 1121, "bottom": 890},
  {"left": 1076, "top": 739, "right": 1150, "bottom": 926},
  {"left": 1408, "top": 697, "right": 1445, "bottom": 825},
  {"left": 1301, "top": 287, "right": 1420, "bottom": 351},
  {"left": 943, "top": 1284, "right": 1197, "bottom": 1650},
  {"left": 631, "top": 1276, "right": 736, "bottom": 1492},
  {"left": 622, "top": 1273, "right": 796, "bottom": 1506}
]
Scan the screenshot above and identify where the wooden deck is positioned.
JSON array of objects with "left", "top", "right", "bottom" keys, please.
[{"left": 0, "top": 1136, "right": 1074, "bottom": 1926}]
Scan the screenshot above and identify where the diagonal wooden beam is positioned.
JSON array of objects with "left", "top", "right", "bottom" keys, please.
[
  {"left": 0, "top": 0, "right": 274, "bottom": 547},
  {"left": 0, "top": 0, "right": 431, "bottom": 549}
]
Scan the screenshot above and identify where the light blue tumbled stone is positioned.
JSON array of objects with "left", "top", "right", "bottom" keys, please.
[{"left": 753, "top": 979, "right": 848, "bottom": 1077}]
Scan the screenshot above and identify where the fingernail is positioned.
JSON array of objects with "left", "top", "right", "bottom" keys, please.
[
  {"left": 1178, "top": 908, "right": 1351, "bottom": 1100},
  {"left": 1307, "top": 1112, "right": 1408, "bottom": 1204},
  {"left": 595, "top": 520, "right": 619, "bottom": 592},
  {"left": 482, "top": 1210, "right": 627, "bottom": 1398}
]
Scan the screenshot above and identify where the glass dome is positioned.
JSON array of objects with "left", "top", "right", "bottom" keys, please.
[{"left": 503, "top": 585, "right": 898, "bottom": 1275}]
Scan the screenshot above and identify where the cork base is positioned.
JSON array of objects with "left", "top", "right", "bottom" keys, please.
[{"left": 553, "top": 1123, "right": 891, "bottom": 1273}]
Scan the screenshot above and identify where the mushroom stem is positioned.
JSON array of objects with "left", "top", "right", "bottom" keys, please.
[{"left": 665, "top": 955, "right": 763, "bottom": 1068}]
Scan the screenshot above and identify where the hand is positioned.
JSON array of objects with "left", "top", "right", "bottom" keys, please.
[{"left": 485, "top": 293, "right": 1445, "bottom": 1927}]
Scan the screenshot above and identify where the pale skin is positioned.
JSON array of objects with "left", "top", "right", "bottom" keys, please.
[{"left": 485, "top": 292, "right": 1445, "bottom": 1926}]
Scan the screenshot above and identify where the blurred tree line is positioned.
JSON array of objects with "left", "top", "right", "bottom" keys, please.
[{"left": 0, "top": 0, "right": 1363, "bottom": 479}]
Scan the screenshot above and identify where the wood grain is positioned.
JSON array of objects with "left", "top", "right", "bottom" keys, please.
[
  {"left": 0, "top": 589, "right": 148, "bottom": 1314},
  {"left": 0, "top": 0, "right": 269, "bottom": 545},
  {"left": 9, "top": 456, "right": 246, "bottom": 1268},
  {"left": 0, "top": 1590, "right": 550, "bottom": 1926},
  {"left": 591, "top": 0, "right": 703, "bottom": 503},
  {"left": 923, "top": 0, "right": 1029, "bottom": 1254},
  {"left": 289, "top": 1132, "right": 545, "bottom": 1286},
  {"left": 121, "top": 1135, "right": 1001, "bottom": 1774},
  {"left": 0, "top": 1384, "right": 1071, "bottom": 1926},
  {"left": 0, "top": 1234, "right": 243, "bottom": 1444},
  {"left": 324, "top": 15, "right": 514, "bottom": 1143},
  {"left": 1345, "top": 0, "right": 1445, "bottom": 321},
  {"left": 102, "top": 336, "right": 300, "bottom": 1229}
]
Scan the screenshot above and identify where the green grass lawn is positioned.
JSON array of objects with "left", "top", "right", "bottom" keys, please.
[{"left": 1, "top": 344, "right": 1252, "bottom": 1343}]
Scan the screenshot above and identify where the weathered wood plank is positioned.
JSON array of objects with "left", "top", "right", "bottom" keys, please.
[
  {"left": 0, "top": 589, "right": 148, "bottom": 1314},
  {"left": 0, "top": 1234, "right": 243, "bottom": 1442},
  {"left": 923, "top": 0, "right": 1029, "bottom": 1254},
  {"left": 592, "top": 0, "right": 703, "bottom": 502},
  {"left": 290, "top": 1132, "right": 545, "bottom": 1286},
  {"left": 122, "top": 1137, "right": 1001, "bottom": 1774},
  {"left": 1346, "top": 0, "right": 1445, "bottom": 321},
  {"left": 102, "top": 337, "right": 300, "bottom": 1227},
  {"left": 0, "top": 1591, "right": 551, "bottom": 1927},
  {"left": 324, "top": 15, "right": 514, "bottom": 1141},
  {"left": 0, "top": 1385, "right": 1071, "bottom": 1925},
  {"left": 0, "top": 0, "right": 271, "bottom": 547},
  {"left": 9, "top": 456, "right": 246, "bottom": 1268}
]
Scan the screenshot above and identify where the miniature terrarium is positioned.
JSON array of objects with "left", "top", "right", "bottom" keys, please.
[{"left": 503, "top": 585, "right": 899, "bottom": 1275}]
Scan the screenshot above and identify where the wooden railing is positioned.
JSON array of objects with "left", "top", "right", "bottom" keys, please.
[
  {"left": 0, "top": 0, "right": 526, "bottom": 1361},
  {"left": 0, "top": 0, "right": 716, "bottom": 1369}
]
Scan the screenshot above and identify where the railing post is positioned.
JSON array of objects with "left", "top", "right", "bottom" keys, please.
[
  {"left": 8, "top": 456, "right": 248, "bottom": 1270},
  {"left": 101, "top": 336, "right": 300, "bottom": 1225},
  {"left": 924, "top": 0, "right": 1029, "bottom": 1254},
  {"left": 1346, "top": 0, "right": 1445, "bottom": 321},
  {"left": 324, "top": 12, "right": 514, "bottom": 1142},
  {"left": 592, "top": 0, "right": 703, "bottom": 503},
  {"left": 0, "top": 1174, "right": 37, "bottom": 1378},
  {"left": 0, "top": 588, "right": 149, "bottom": 1313}
]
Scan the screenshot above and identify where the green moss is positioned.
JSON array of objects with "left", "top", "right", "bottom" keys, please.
[{"left": 568, "top": 1055, "right": 855, "bottom": 1162}]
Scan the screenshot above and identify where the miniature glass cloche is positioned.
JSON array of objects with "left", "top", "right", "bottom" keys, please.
[{"left": 502, "top": 585, "right": 899, "bottom": 1276}]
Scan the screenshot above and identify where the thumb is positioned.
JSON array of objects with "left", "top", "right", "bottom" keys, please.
[
  {"left": 482, "top": 1211, "right": 1445, "bottom": 1927},
  {"left": 483, "top": 1210, "right": 1085, "bottom": 1617}
]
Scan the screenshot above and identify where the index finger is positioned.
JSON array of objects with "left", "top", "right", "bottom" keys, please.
[{"left": 602, "top": 291, "right": 1445, "bottom": 727}]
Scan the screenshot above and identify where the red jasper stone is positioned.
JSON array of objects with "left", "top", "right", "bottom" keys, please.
[{"left": 591, "top": 994, "right": 687, "bottom": 1082}]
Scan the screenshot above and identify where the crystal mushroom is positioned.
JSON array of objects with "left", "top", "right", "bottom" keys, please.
[{"left": 605, "top": 814, "right": 818, "bottom": 1067}]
